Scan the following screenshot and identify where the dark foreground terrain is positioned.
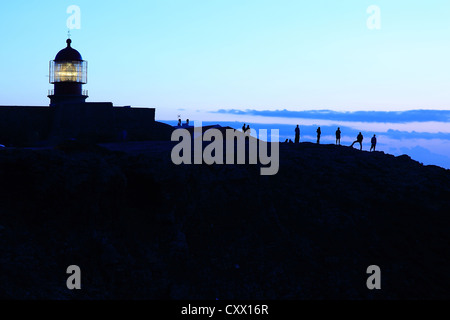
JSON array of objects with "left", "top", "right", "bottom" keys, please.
[{"left": 0, "top": 140, "right": 449, "bottom": 299}]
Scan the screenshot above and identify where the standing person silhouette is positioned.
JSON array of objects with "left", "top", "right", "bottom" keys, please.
[
  {"left": 350, "top": 132, "right": 364, "bottom": 150},
  {"left": 242, "top": 123, "right": 246, "bottom": 132},
  {"left": 295, "top": 125, "right": 300, "bottom": 143},
  {"left": 335, "top": 127, "right": 341, "bottom": 145},
  {"left": 316, "top": 127, "right": 321, "bottom": 144},
  {"left": 370, "top": 134, "right": 377, "bottom": 152}
]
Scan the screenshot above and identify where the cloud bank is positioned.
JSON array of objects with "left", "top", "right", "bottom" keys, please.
[{"left": 213, "top": 109, "right": 450, "bottom": 123}]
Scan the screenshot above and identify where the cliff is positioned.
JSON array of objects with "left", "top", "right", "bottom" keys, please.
[{"left": 0, "top": 140, "right": 449, "bottom": 299}]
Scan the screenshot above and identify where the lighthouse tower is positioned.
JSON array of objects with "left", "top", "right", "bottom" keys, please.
[{"left": 48, "top": 38, "right": 88, "bottom": 106}]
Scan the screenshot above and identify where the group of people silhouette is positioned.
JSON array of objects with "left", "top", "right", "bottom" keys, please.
[
  {"left": 177, "top": 118, "right": 190, "bottom": 127},
  {"left": 240, "top": 123, "right": 378, "bottom": 151},
  {"left": 293, "top": 125, "right": 377, "bottom": 151},
  {"left": 242, "top": 123, "right": 251, "bottom": 134}
]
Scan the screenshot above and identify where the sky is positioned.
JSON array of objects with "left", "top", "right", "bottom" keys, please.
[
  {"left": 0, "top": 0, "right": 449, "bottom": 167},
  {"left": 1, "top": 0, "right": 450, "bottom": 120}
]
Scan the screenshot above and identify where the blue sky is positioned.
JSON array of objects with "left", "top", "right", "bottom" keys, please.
[
  {"left": 1, "top": 0, "right": 450, "bottom": 121},
  {"left": 1, "top": 0, "right": 450, "bottom": 168}
]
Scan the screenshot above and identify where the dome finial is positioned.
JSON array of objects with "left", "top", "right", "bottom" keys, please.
[{"left": 66, "top": 29, "right": 72, "bottom": 47}]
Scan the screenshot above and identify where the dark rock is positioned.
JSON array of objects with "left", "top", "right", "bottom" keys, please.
[{"left": 0, "top": 142, "right": 449, "bottom": 299}]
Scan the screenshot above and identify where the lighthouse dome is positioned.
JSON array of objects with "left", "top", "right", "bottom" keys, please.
[{"left": 54, "top": 39, "right": 83, "bottom": 61}]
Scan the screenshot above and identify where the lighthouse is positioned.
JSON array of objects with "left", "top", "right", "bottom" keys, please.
[
  {"left": 48, "top": 38, "right": 88, "bottom": 106},
  {"left": 0, "top": 37, "right": 172, "bottom": 147}
]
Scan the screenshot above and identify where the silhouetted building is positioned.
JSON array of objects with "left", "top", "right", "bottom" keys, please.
[{"left": 0, "top": 38, "right": 173, "bottom": 146}]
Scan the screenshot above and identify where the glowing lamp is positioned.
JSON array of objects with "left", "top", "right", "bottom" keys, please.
[{"left": 48, "top": 38, "right": 88, "bottom": 105}]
